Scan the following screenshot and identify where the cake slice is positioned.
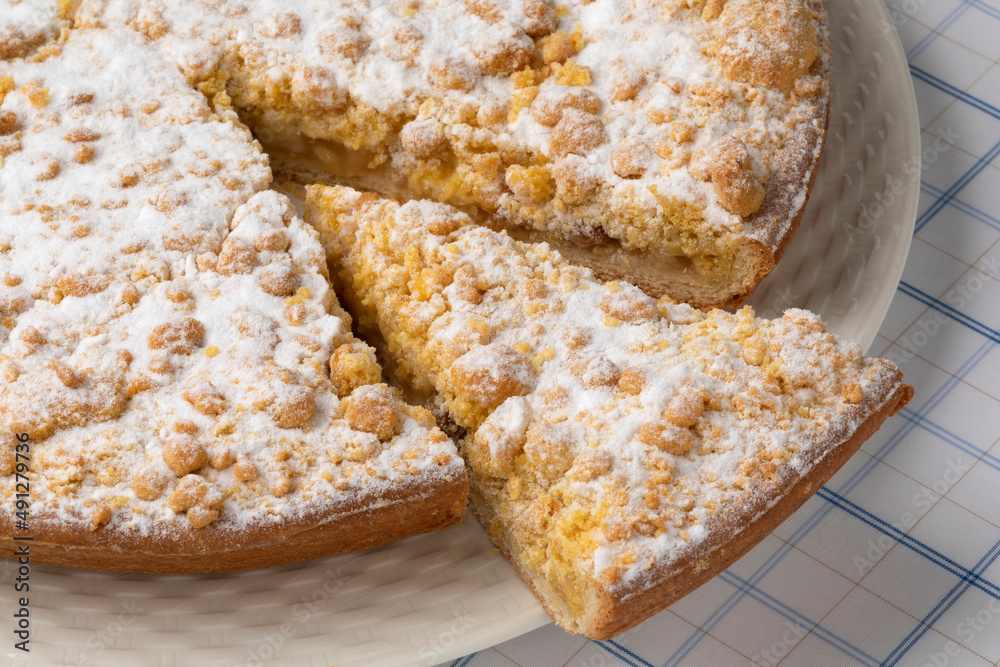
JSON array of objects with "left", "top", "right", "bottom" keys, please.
[
  {"left": 77, "top": 0, "right": 831, "bottom": 308},
  {"left": 306, "top": 184, "right": 912, "bottom": 638},
  {"left": 0, "top": 27, "right": 466, "bottom": 573}
]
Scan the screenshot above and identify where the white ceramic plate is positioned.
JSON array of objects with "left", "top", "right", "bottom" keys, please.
[
  {"left": 0, "top": 0, "right": 919, "bottom": 664},
  {"left": 747, "top": 0, "right": 920, "bottom": 352}
]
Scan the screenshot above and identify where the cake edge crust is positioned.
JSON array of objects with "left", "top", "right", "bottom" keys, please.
[{"left": 0, "top": 471, "right": 468, "bottom": 573}]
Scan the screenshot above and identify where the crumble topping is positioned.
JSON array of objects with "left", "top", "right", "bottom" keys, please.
[
  {"left": 0, "top": 0, "right": 66, "bottom": 61},
  {"left": 0, "top": 28, "right": 462, "bottom": 536},
  {"left": 311, "top": 184, "right": 905, "bottom": 591},
  {"left": 78, "top": 0, "right": 830, "bottom": 304},
  {"left": 0, "top": 5, "right": 907, "bottom": 636}
]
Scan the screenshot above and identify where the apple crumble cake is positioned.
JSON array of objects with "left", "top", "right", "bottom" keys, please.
[
  {"left": 77, "top": 0, "right": 831, "bottom": 308},
  {"left": 306, "top": 184, "right": 911, "bottom": 638},
  {"left": 0, "top": 27, "right": 466, "bottom": 572},
  {"left": 2, "top": 0, "right": 912, "bottom": 642}
]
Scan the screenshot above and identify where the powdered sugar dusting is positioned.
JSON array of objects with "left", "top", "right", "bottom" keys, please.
[
  {"left": 78, "top": 0, "right": 830, "bottom": 304},
  {"left": 0, "top": 29, "right": 462, "bottom": 541},
  {"left": 0, "top": 0, "right": 63, "bottom": 60},
  {"left": 318, "top": 185, "right": 906, "bottom": 592}
]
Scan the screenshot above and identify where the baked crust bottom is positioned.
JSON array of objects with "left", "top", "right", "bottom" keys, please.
[{"left": 0, "top": 476, "right": 467, "bottom": 573}]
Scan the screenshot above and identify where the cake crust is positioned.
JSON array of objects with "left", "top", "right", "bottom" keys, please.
[{"left": 0, "top": 477, "right": 466, "bottom": 573}]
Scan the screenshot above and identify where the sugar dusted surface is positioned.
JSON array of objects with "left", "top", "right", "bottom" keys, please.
[
  {"left": 78, "top": 0, "right": 830, "bottom": 303},
  {"left": 0, "top": 29, "right": 462, "bottom": 540},
  {"left": 314, "top": 185, "right": 905, "bottom": 594},
  {"left": 0, "top": 0, "right": 64, "bottom": 60},
  {"left": 0, "top": 27, "right": 270, "bottom": 311}
]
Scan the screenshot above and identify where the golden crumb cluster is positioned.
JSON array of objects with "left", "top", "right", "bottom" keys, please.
[
  {"left": 0, "top": 28, "right": 463, "bottom": 546},
  {"left": 307, "top": 184, "right": 909, "bottom": 635},
  {"left": 0, "top": 0, "right": 68, "bottom": 61},
  {"left": 77, "top": 0, "right": 831, "bottom": 307}
]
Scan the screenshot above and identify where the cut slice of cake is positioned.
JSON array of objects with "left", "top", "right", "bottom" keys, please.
[
  {"left": 0, "top": 27, "right": 466, "bottom": 573},
  {"left": 77, "top": 0, "right": 831, "bottom": 308},
  {"left": 306, "top": 184, "right": 912, "bottom": 638}
]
